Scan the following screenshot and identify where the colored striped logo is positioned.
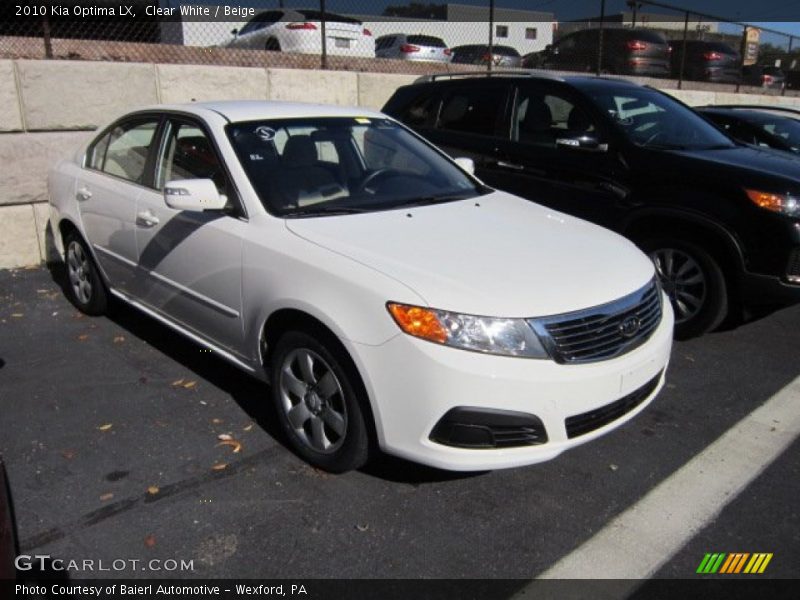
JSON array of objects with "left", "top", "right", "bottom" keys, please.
[{"left": 696, "top": 553, "right": 773, "bottom": 574}]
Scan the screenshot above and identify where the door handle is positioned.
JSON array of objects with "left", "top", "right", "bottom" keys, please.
[
  {"left": 76, "top": 187, "right": 92, "bottom": 201},
  {"left": 496, "top": 160, "right": 524, "bottom": 170},
  {"left": 136, "top": 211, "right": 160, "bottom": 228}
]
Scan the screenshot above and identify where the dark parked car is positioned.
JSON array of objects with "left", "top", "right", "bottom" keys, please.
[
  {"left": 699, "top": 106, "right": 800, "bottom": 156},
  {"left": 0, "top": 459, "right": 16, "bottom": 580},
  {"left": 668, "top": 40, "right": 740, "bottom": 83},
  {"left": 451, "top": 44, "right": 522, "bottom": 67},
  {"left": 741, "top": 64, "right": 786, "bottom": 89},
  {"left": 537, "top": 28, "right": 670, "bottom": 77},
  {"left": 384, "top": 73, "right": 800, "bottom": 338}
]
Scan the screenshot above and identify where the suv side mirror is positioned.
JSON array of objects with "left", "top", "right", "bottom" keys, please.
[
  {"left": 454, "top": 157, "right": 475, "bottom": 174},
  {"left": 164, "top": 179, "right": 227, "bottom": 211},
  {"left": 231, "top": 28, "right": 239, "bottom": 36},
  {"left": 556, "top": 135, "right": 608, "bottom": 153}
]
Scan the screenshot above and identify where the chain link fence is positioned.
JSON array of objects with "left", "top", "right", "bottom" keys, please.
[{"left": 1, "top": 1, "right": 798, "bottom": 94}]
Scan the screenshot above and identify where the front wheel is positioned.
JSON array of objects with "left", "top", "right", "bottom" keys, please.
[
  {"left": 270, "top": 331, "right": 370, "bottom": 473},
  {"left": 642, "top": 238, "right": 728, "bottom": 339}
]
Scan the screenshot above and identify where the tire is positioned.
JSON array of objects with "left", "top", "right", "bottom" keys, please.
[
  {"left": 63, "top": 230, "right": 107, "bottom": 316},
  {"left": 270, "top": 330, "right": 370, "bottom": 473},
  {"left": 641, "top": 237, "right": 728, "bottom": 340},
  {"left": 265, "top": 38, "right": 281, "bottom": 52}
]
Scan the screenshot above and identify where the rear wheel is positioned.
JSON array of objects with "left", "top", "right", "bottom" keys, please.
[
  {"left": 270, "top": 331, "right": 370, "bottom": 473},
  {"left": 64, "top": 231, "right": 107, "bottom": 315},
  {"left": 265, "top": 38, "right": 281, "bottom": 52},
  {"left": 642, "top": 238, "right": 728, "bottom": 339}
]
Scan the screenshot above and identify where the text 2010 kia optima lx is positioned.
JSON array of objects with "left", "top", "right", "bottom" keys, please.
[{"left": 47, "top": 101, "right": 673, "bottom": 472}]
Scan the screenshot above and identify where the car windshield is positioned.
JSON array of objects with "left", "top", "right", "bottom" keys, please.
[
  {"left": 588, "top": 88, "right": 736, "bottom": 150},
  {"left": 227, "top": 117, "right": 484, "bottom": 217},
  {"left": 757, "top": 116, "right": 800, "bottom": 151}
]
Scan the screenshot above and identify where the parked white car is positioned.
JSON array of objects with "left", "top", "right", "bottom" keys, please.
[
  {"left": 47, "top": 101, "right": 673, "bottom": 472},
  {"left": 224, "top": 9, "right": 374, "bottom": 57}
]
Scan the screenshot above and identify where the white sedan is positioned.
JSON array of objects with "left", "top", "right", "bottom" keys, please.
[
  {"left": 225, "top": 9, "right": 374, "bottom": 57},
  {"left": 47, "top": 101, "right": 673, "bottom": 472}
]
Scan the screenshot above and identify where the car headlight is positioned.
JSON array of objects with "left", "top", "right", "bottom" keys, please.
[
  {"left": 387, "top": 303, "right": 549, "bottom": 358},
  {"left": 745, "top": 188, "right": 800, "bottom": 217}
]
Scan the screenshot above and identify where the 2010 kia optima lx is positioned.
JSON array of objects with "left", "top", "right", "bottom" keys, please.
[{"left": 47, "top": 101, "right": 673, "bottom": 472}]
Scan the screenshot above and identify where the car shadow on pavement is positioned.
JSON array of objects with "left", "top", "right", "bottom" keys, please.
[{"left": 45, "top": 260, "right": 480, "bottom": 484}]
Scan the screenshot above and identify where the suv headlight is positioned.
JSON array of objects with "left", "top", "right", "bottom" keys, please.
[
  {"left": 387, "top": 303, "right": 549, "bottom": 358},
  {"left": 745, "top": 188, "right": 800, "bottom": 217}
]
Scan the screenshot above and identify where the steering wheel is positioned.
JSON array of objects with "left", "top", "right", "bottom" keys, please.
[
  {"left": 641, "top": 130, "right": 664, "bottom": 147},
  {"left": 357, "top": 168, "right": 395, "bottom": 194}
]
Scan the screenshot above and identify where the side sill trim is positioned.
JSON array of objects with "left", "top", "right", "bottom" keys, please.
[{"left": 108, "top": 288, "right": 256, "bottom": 374}]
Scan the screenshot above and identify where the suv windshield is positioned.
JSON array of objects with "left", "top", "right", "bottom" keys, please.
[
  {"left": 227, "top": 117, "right": 483, "bottom": 216},
  {"left": 588, "top": 88, "right": 735, "bottom": 150}
]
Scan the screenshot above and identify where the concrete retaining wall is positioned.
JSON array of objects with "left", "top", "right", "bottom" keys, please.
[{"left": 0, "top": 58, "right": 798, "bottom": 268}]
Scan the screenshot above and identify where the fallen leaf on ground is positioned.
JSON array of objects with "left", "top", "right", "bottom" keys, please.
[
  {"left": 144, "top": 534, "right": 156, "bottom": 548},
  {"left": 355, "top": 524, "right": 369, "bottom": 532},
  {"left": 113, "top": 336, "right": 125, "bottom": 343},
  {"left": 217, "top": 440, "right": 242, "bottom": 454},
  {"left": 61, "top": 449, "right": 76, "bottom": 460},
  {"left": 97, "top": 423, "right": 113, "bottom": 431},
  {"left": 609, "top": 464, "right": 619, "bottom": 471},
  {"left": 243, "top": 423, "right": 254, "bottom": 432},
  {"left": 147, "top": 486, "right": 160, "bottom": 495},
  {"left": 11, "top": 313, "right": 23, "bottom": 318},
  {"left": 182, "top": 381, "right": 197, "bottom": 389},
  {"left": 99, "top": 493, "right": 114, "bottom": 502},
  {"left": 77, "top": 334, "right": 89, "bottom": 341},
  {"left": 217, "top": 433, "right": 233, "bottom": 441},
  {"left": 211, "top": 462, "right": 228, "bottom": 471},
  {"left": 211, "top": 418, "right": 223, "bottom": 425},
  {"left": 171, "top": 378, "right": 185, "bottom": 386}
]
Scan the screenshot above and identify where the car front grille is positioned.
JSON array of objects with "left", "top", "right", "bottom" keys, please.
[
  {"left": 529, "top": 279, "right": 662, "bottom": 364},
  {"left": 565, "top": 372, "right": 662, "bottom": 439}
]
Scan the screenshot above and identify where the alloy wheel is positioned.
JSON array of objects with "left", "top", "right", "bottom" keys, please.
[
  {"left": 66, "top": 241, "right": 93, "bottom": 305},
  {"left": 279, "top": 348, "right": 348, "bottom": 454},
  {"left": 649, "top": 247, "right": 707, "bottom": 324}
]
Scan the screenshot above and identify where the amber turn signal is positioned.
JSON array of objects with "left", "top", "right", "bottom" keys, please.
[
  {"left": 387, "top": 303, "right": 448, "bottom": 344},
  {"left": 745, "top": 188, "right": 794, "bottom": 214}
]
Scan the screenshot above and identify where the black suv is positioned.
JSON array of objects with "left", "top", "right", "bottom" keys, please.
[{"left": 383, "top": 73, "right": 800, "bottom": 338}]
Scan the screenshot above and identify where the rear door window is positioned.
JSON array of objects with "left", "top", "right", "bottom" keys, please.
[
  {"left": 436, "top": 85, "right": 509, "bottom": 137},
  {"left": 91, "top": 118, "right": 160, "bottom": 185}
]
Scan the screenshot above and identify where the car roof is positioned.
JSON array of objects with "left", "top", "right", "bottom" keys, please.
[
  {"left": 146, "top": 100, "right": 386, "bottom": 123},
  {"left": 412, "top": 72, "right": 644, "bottom": 90}
]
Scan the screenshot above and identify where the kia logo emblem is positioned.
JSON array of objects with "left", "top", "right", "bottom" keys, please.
[{"left": 619, "top": 316, "right": 642, "bottom": 338}]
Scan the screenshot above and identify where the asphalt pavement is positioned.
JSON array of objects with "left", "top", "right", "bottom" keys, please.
[{"left": 0, "top": 265, "right": 798, "bottom": 581}]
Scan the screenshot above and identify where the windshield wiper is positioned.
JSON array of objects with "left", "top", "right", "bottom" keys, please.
[
  {"left": 285, "top": 205, "right": 370, "bottom": 218},
  {"left": 394, "top": 193, "right": 475, "bottom": 208}
]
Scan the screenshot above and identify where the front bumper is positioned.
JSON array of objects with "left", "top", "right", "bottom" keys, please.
[{"left": 352, "top": 296, "right": 674, "bottom": 471}]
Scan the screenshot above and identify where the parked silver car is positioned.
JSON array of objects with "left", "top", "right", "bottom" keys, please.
[{"left": 376, "top": 34, "right": 452, "bottom": 62}]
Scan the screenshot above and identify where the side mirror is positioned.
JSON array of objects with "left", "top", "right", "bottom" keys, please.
[
  {"left": 231, "top": 28, "right": 239, "bottom": 36},
  {"left": 454, "top": 157, "right": 475, "bottom": 174},
  {"left": 556, "top": 135, "right": 608, "bottom": 153},
  {"left": 164, "top": 179, "right": 227, "bottom": 211}
]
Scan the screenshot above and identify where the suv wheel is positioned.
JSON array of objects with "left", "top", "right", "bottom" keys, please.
[
  {"left": 643, "top": 238, "right": 728, "bottom": 339},
  {"left": 270, "top": 331, "right": 370, "bottom": 473},
  {"left": 64, "top": 231, "right": 107, "bottom": 315}
]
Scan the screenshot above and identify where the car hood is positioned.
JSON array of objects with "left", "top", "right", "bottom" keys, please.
[
  {"left": 668, "top": 145, "right": 800, "bottom": 184},
  {"left": 285, "top": 192, "right": 655, "bottom": 317}
]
